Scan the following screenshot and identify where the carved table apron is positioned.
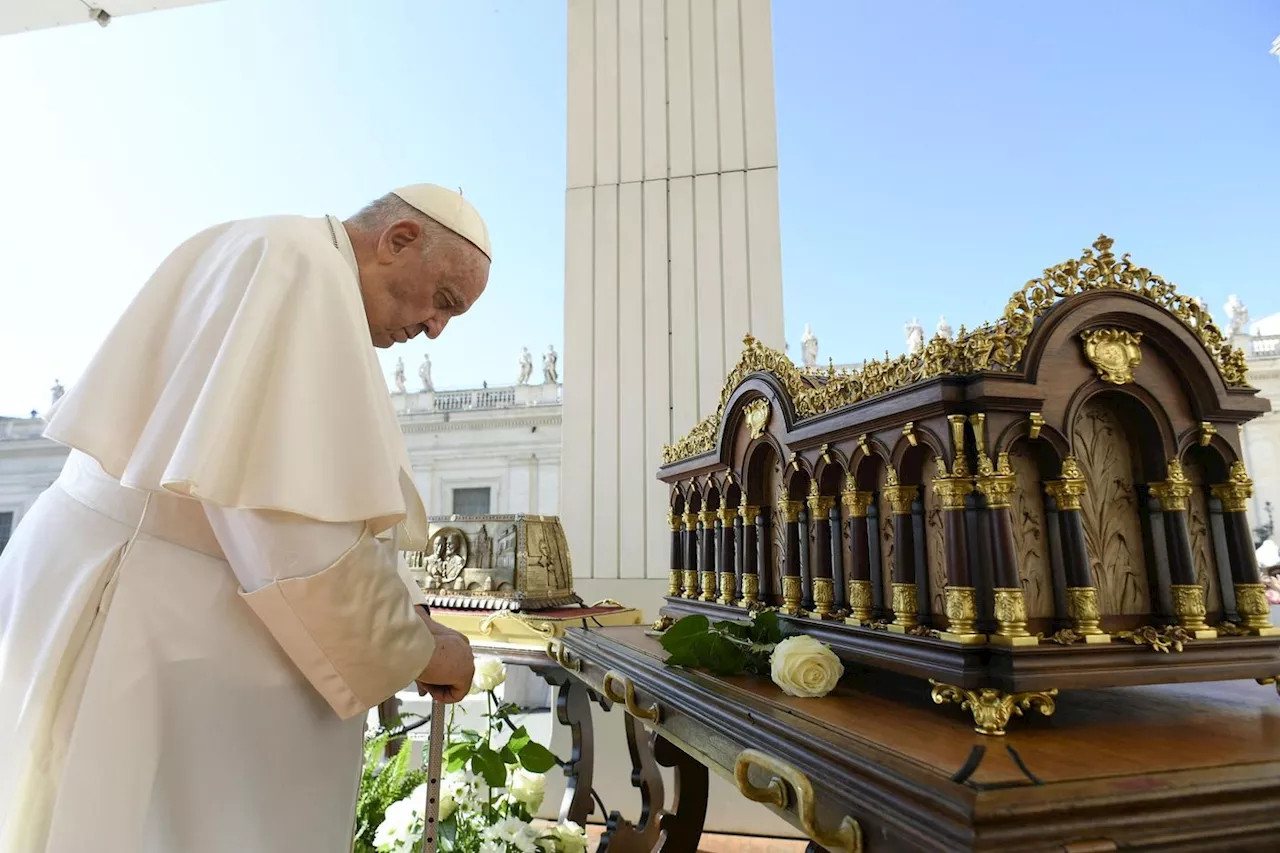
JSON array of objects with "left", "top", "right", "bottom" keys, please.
[{"left": 556, "top": 625, "right": 1280, "bottom": 853}]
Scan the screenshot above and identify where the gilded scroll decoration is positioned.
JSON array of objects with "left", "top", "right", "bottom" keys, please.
[
  {"left": 1080, "top": 328, "right": 1143, "bottom": 385},
  {"left": 661, "top": 237, "right": 1249, "bottom": 464},
  {"left": 929, "top": 680, "right": 1058, "bottom": 737}
]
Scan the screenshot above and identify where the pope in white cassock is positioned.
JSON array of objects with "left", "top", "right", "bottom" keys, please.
[{"left": 0, "top": 184, "right": 492, "bottom": 852}]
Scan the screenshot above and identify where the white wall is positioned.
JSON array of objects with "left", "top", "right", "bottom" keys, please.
[{"left": 562, "top": 0, "right": 785, "bottom": 586}]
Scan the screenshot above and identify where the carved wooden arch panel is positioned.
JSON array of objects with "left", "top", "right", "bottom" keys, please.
[
  {"left": 1071, "top": 394, "right": 1152, "bottom": 616},
  {"left": 1064, "top": 381, "right": 1178, "bottom": 476},
  {"left": 1019, "top": 289, "right": 1243, "bottom": 411},
  {"left": 717, "top": 375, "right": 801, "bottom": 468}
]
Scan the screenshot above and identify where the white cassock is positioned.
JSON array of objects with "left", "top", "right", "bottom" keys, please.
[{"left": 0, "top": 213, "right": 437, "bottom": 852}]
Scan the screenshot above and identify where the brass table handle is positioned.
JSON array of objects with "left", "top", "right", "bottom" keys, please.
[
  {"left": 544, "top": 639, "right": 582, "bottom": 672},
  {"left": 601, "top": 670, "right": 662, "bottom": 723},
  {"left": 734, "top": 749, "right": 863, "bottom": 853}
]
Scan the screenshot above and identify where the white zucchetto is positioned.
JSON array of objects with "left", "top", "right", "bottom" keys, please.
[{"left": 392, "top": 183, "right": 491, "bottom": 260}]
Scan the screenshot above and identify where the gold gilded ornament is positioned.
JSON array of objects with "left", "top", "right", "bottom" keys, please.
[
  {"left": 667, "top": 570, "right": 682, "bottom": 597},
  {"left": 683, "top": 569, "right": 699, "bottom": 599},
  {"left": 1234, "top": 583, "right": 1279, "bottom": 634},
  {"left": 1080, "top": 328, "right": 1143, "bottom": 385},
  {"left": 1171, "top": 583, "right": 1215, "bottom": 637},
  {"left": 1199, "top": 422, "right": 1217, "bottom": 447},
  {"left": 744, "top": 397, "right": 771, "bottom": 439},
  {"left": 888, "top": 582, "right": 919, "bottom": 631},
  {"left": 1211, "top": 462, "right": 1253, "bottom": 513},
  {"left": 1066, "top": 586, "right": 1108, "bottom": 641},
  {"left": 929, "top": 680, "right": 1057, "bottom": 736},
  {"left": 718, "top": 571, "right": 737, "bottom": 606},
  {"left": 991, "top": 587, "right": 1037, "bottom": 646},
  {"left": 846, "top": 580, "right": 873, "bottom": 624},
  {"left": 1149, "top": 459, "right": 1193, "bottom": 513},
  {"left": 740, "top": 573, "right": 761, "bottom": 609},
  {"left": 1028, "top": 412, "right": 1044, "bottom": 440},
  {"left": 700, "top": 570, "right": 718, "bottom": 603},
  {"left": 1045, "top": 456, "right": 1088, "bottom": 510},
  {"left": 811, "top": 577, "right": 836, "bottom": 619},
  {"left": 661, "top": 238, "right": 1249, "bottom": 465},
  {"left": 781, "top": 575, "right": 805, "bottom": 616},
  {"left": 941, "top": 586, "right": 981, "bottom": 643}
]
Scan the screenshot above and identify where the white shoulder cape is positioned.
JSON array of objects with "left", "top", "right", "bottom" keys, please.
[{"left": 44, "top": 215, "right": 427, "bottom": 547}]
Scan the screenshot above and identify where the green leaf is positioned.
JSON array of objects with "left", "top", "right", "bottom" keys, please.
[
  {"left": 660, "top": 614, "right": 709, "bottom": 654},
  {"left": 471, "top": 745, "right": 508, "bottom": 787},
  {"left": 507, "top": 726, "right": 531, "bottom": 754},
  {"left": 702, "top": 634, "right": 749, "bottom": 675},
  {"left": 499, "top": 744, "right": 518, "bottom": 765},
  {"left": 714, "top": 619, "right": 752, "bottom": 640},
  {"left": 751, "top": 610, "right": 783, "bottom": 644},
  {"left": 517, "top": 741, "right": 558, "bottom": 773}
]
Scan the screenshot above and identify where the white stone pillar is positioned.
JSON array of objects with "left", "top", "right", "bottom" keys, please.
[{"left": 563, "top": 0, "right": 785, "bottom": 581}]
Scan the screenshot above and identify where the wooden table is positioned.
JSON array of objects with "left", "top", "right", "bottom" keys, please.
[
  {"left": 378, "top": 604, "right": 642, "bottom": 826},
  {"left": 557, "top": 625, "right": 1280, "bottom": 853}
]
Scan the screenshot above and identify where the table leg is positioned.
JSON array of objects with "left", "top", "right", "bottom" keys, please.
[
  {"left": 598, "top": 715, "right": 709, "bottom": 853},
  {"left": 598, "top": 713, "right": 664, "bottom": 853},
  {"left": 543, "top": 667, "right": 596, "bottom": 826},
  {"left": 654, "top": 735, "right": 709, "bottom": 852}
]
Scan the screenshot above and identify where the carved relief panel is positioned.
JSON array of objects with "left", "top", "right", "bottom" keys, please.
[
  {"left": 923, "top": 457, "right": 947, "bottom": 622},
  {"left": 1073, "top": 398, "right": 1152, "bottom": 615},
  {"left": 1182, "top": 457, "right": 1223, "bottom": 615},
  {"left": 1006, "top": 442, "right": 1053, "bottom": 619}
]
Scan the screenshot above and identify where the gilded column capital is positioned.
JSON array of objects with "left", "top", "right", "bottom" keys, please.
[
  {"left": 882, "top": 484, "right": 919, "bottom": 516},
  {"left": 1044, "top": 456, "right": 1087, "bottom": 511},
  {"left": 717, "top": 505, "right": 738, "bottom": 525},
  {"left": 841, "top": 489, "right": 874, "bottom": 517},
  {"left": 807, "top": 489, "right": 836, "bottom": 516},
  {"left": 681, "top": 511, "right": 698, "bottom": 530},
  {"left": 1148, "top": 459, "right": 1193, "bottom": 513},
  {"left": 932, "top": 475, "right": 974, "bottom": 511},
  {"left": 777, "top": 500, "right": 803, "bottom": 524},
  {"left": 738, "top": 504, "right": 761, "bottom": 525},
  {"left": 667, "top": 510, "right": 682, "bottom": 532},
  {"left": 699, "top": 510, "right": 718, "bottom": 527},
  {"left": 974, "top": 451, "right": 1015, "bottom": 509},
  {"left": 1210, "top": 461, "right": 1253, "bottom": 513}
]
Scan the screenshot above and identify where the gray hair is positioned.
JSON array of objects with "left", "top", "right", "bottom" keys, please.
[{"left": 347, "top": 193, "right": 452, "bottom": 251}]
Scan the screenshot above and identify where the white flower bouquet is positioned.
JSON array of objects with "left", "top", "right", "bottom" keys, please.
[{"left": 363, "top": 656, "right": 590, "bottom": 853}]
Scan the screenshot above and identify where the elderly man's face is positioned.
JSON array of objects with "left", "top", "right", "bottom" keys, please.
[{"left": 361, "top": 219, "right": 490, "bottom": 348}]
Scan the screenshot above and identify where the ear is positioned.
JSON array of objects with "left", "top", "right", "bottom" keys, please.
[{"left": 379, "top": 220, "right": 423, "bottom": 258}]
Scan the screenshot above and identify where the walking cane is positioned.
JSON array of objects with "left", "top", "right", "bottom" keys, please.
[{"left": 420, "top": 701, "right": 447, "bottom": 853}]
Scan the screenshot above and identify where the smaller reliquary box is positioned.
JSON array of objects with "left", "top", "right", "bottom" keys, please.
[
  {"left": 406, "top": 514, "right": 580, "bottom": 612},
  {"left": 656, "top": 235, "right": 1279, "bottom": 733}
]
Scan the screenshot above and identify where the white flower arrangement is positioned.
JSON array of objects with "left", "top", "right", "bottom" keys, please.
[{"left": 365, "top": 659, "right": 589, "bottom": 853}]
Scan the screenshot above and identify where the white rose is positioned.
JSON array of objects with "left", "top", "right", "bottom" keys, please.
[
  {"left": 373, "top": 790, "right": 421, "bottom": 851},
  {"left": 769, "top": 635, "right": 843, "bottom": 698},
  {"left": 507, "top": 767, "right": 546, "bottom": 812},
  {"left": 470, "top": 655, "right": 507, "bottom": 694},
  {"left": 550, "top": 821, "right": 589, "bottom": 853}
]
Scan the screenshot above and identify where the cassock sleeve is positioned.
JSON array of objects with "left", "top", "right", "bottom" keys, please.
[
  {"left": 204, "top": 504, "right": 435, "bottom": 719},
  {"left": 42, "top": 218, "right": 437, "bottom": 718}
]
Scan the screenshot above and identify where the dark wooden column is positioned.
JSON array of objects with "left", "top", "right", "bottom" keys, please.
[
  {"left": 1044, "top": 456, "right": 1107, "bottom": 641},
  {"left": 841, "top": 488, "right": 874, "bottom": 624},
  {"left": 977, "top": 452, "right": 1035, "bottom": 646},
  {"left": 738, "top": 505, "right": 761, "bottom": 608},
  {"left": 682, "top": 511, "right": 699, "bottom": 599},
  {"left": 829, "top": 503, "right": 846, "bottom": 616},
  {"left": 934, "top": 473, "right": 980, "bottom": 642},
  {"left": 1150, "top": 460, "right": 1214, "bottom": 637},
  {"left": 798, "top": 507, "right": 812, "bottom": 610},
  {"left": 717, "top": 505, "right": 738, "bottom": 605},
  {"left": 667, "top": 510, "right": 683, "bottom": 598},
  {"left": 882, "top": 474, "right": 919, "bottom": 632},
  {"left": 807, "top": 484, "right": 836, "bottom": 618},
  {"left": 699, "top": 511, "right": 717, "bottom": 603},
  {"left": 1212, "top": 463, "right": 1277, "bottom": 635},
  {"left": 778, "top": 497, "right": 804, "bottom": 615},
  {"left": 755, "top": 510, "right": 770, "bottom": 607}
]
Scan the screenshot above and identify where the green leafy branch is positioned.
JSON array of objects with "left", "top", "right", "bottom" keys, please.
[{"left": 659, "top": 610, "right": 783, "bottom": 676}]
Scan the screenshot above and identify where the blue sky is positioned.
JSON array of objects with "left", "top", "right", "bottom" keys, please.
[{"left": 0, "top": 0, "right": 1277, "bottom": 416}]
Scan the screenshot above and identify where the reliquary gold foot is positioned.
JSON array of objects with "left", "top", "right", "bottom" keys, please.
[{"left": 928, "top": 679, "right": 1058, "bottom": 736}]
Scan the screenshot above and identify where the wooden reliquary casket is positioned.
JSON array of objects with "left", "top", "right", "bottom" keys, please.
[
  {"left": 657, "top": 236, "right": 1277, "bottom": 731},
  {"left": 405, "top": 514, "right": 580, "bottom": 611}
]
